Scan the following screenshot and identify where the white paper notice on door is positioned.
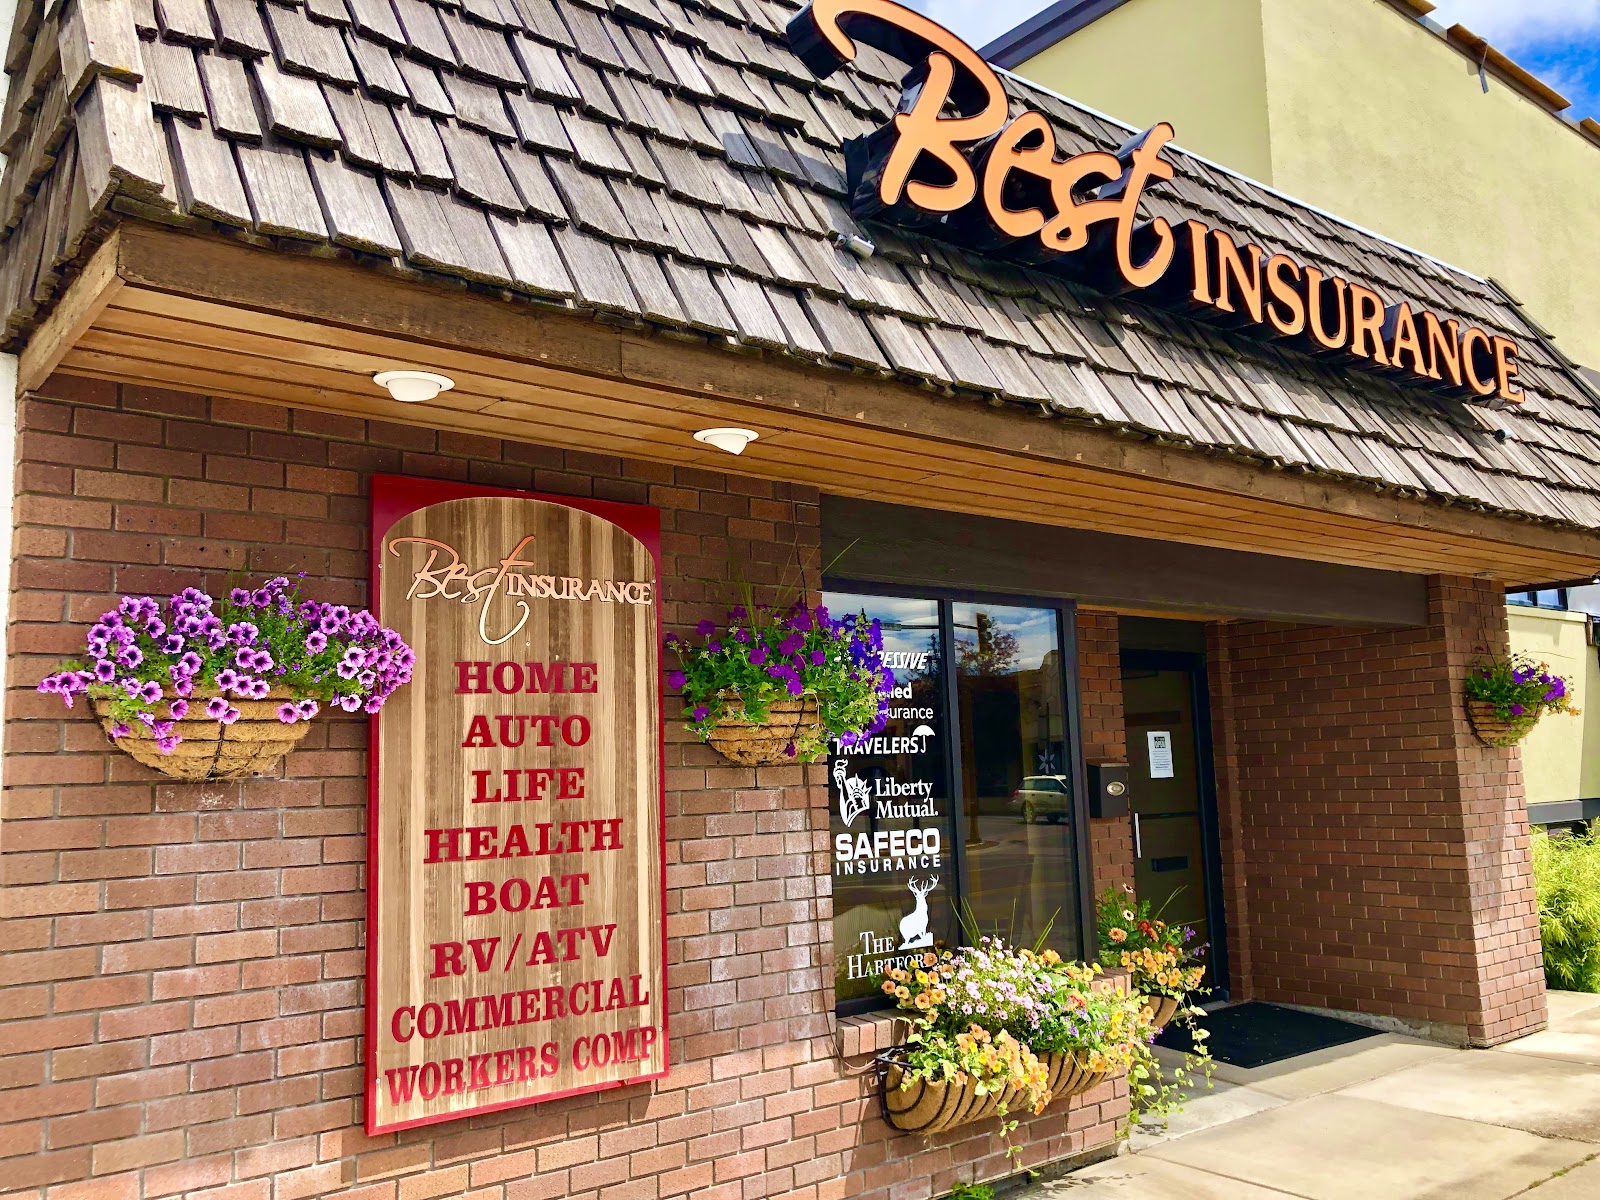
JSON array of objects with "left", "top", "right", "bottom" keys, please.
[{"left": 1147, "top": 731, "right": 1175, "bottom": 779}]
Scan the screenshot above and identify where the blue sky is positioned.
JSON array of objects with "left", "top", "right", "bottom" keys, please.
[{"left": 914, "top": 0, "right": 1600, "bottom": 122}]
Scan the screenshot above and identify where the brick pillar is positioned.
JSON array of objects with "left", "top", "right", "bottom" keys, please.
[
  {"left": 1076, "top": 611, "right": 1131, "bottom": 893},
  {"left": 1205, "top": 622, "right": 1253, "bottom": 1000},
  {"left": 1211, "top": 576, "right": 1545, "bottom": 1045},
  {"left": 1438, "top": 578, "right": 1546, "bottom": 1045}
]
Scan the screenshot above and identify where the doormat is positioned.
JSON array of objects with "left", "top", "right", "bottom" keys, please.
[{"left": 1155, "top": 1001, "right": 1382, "bottom": 1069}]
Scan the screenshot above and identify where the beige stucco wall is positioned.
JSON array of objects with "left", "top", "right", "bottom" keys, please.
[
  {"left": 1508, "top": 608, "right": 1599, "bottom": 805},
  {"left": 1012, "top": 0, "right": 1274, "bottom": 183},
  {"left": 1260, "top": 0, "right": 1600, "bottom": 370},
  {"left": 1011, "top": 0, "right": 1600, "bottom": 369}
]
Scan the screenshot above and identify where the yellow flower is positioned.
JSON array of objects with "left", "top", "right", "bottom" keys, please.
[
  {"left": 1042, "top": 949, "right": 1061, "bottom": 964},
  {"left": 895, "top": 985, "right": 910, "bottom": 1000}
]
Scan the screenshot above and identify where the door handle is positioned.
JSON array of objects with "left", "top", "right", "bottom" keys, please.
[{"left": 1132, "top": 812, "right": 1142, "bottom": 859}]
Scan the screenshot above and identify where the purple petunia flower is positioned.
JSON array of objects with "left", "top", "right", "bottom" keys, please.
[
  {"left": 734, "top": 628, "right": 751, "bottom": 644},
  {"left": 1511, "top": 703, "right": 1526, "bottom": 716},
  {"left": 786, "top": 678, "right": 804, "bottom": 697},
  {"left": 169, "top": 699, "right": 189, "bottom": 720},
  {"left": 750, "top": 645, "right": 768, "bottom": 667},
  {"left": 277, "top": 703, "right": 301, "bottom": 724},
  {"left": 691, "top": 705, "right": 710, "bottom": 721},
  {"left": 810, "top": 650, "right": 826, "bottom": 666},
  {"left": 667, "top": 670, "right": 687, "bottom": 689},
  {"left": 696, "top": 619, "right": 716, "bottom": 636}
]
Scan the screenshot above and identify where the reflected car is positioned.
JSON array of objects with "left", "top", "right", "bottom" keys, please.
[{"left": 1011, "top": 775, "right": 1071, "bottom": 823}]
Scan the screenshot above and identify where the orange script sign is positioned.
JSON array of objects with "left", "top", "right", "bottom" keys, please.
[{"left": 786, "top": 0, "right": 1523, "bottom": 406}]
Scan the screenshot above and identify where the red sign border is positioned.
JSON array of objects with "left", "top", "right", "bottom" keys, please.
[{"left": 364, "top": 473, "right": 669, "bottom": 1135}]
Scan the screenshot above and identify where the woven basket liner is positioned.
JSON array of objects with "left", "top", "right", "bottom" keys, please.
[
  {"left": 883, "top": 1053, "right": 1111, "bottom": 1135},
  {"left": 1465, "top": 698, "right": 1539, "bottom": 748},
  {"left": 705, "top": 697, "right": 821, "bottom": 766},
  {"left": 93, "top": 691, "right": 314, "bottom": 781},
  {"left": 1142, "top": 994, "right": 1182, "bottom": 1031}
]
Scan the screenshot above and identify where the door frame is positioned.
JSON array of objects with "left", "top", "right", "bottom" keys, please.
[{"left": 1119, "top": 648, "right": 1230, "bottom": 999}]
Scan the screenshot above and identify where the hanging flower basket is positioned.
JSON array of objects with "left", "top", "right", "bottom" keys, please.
[
  {"left": 1461, "top": 654, "right": 1577, "bottom": 749},
  {"left": 705, "top": 697, "right": 822, "bottom": 766},
  {"left": 1140, "top": 993, "right": 1182, "bottom": 1031},
  {"left": 93, "top": 689, "right": 314, "bottom": 781},
  {"left": 883, "top": 1052, "right": 1110, "bottom": 1136},
  {"left": 667, "top": 600, "right": 893, "bottom": 765},
  {"left": 1466, "top": 698, "right": 1539, "bottom": 748},
  {"left": 40, "top": 577, "right": 414, "bottom": 783}
]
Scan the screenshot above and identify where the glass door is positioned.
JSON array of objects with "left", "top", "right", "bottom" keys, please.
[{"left": 1120, "top": 650, "right": 1227, "bottom": 995}]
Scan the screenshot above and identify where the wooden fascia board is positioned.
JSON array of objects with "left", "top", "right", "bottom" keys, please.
[
  {"left": 18, "top": 228, "right": 123, "bottom": 394},
  {"left": 86, "top": 221, "right": 1600, "bottom": 574}
]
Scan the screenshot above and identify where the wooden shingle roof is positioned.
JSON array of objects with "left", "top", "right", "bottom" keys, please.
[{"left": 4, "top": 0, "right": 1600, "bottom": 536}]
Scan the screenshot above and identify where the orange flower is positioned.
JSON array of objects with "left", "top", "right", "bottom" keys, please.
[{"left": 1109, "top": 927, "right": 1127, "bottom": 943}]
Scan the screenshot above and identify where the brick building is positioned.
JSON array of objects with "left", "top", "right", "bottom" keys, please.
[{"left": 1, "top": 0, "right": 1597, "bottom": 1198}]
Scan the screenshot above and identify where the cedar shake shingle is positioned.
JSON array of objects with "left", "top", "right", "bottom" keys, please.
[{"left": 1, "top": 0, "right": 1598, "bottom": 533}]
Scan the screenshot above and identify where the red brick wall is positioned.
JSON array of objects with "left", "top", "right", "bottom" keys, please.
[
  {"left": 1075, "top": 612, "right": 1131, "bottom": 895},
  {"left": 1, "top": 376, "right": 1123, "bottom": 1200},
  {"left": 1208, "top": 579, "right": 1545, "bottom": 1045}
]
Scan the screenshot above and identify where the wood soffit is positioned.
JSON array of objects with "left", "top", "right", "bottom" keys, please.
[
  {"left": 27, "top": 222, "right": 1600, "bottom": 589},
  {"left": 1, "top": 0, "right": 1600, "bottom": 550}
]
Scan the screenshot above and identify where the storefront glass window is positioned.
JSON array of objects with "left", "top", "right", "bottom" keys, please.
[
  {"left": 825, "top": 591, "right": 1084, "bottom": 1013},
  {"left": 825, "top": 594, "right": 955, "bottom": 1008},
  {"left": 953, "top": 603, "right": 1077, "bottom": 951}
]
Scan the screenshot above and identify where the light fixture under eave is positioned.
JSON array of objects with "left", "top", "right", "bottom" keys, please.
[
  {"left": 693, "top": 427, "right": 759, "bottom": 455},
  {"left": 374, "top": 370, "right": 455, "bottom": 403}
]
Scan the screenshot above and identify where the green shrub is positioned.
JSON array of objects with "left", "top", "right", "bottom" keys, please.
[
  {"left": 1534, "top": 828, "right": 1600, "bottom": 993},
  {"left": 946, "top": 1184, "right": 995, "bottom": 1200}
]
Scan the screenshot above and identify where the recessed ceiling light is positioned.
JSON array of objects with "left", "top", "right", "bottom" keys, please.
[
  {"left": 374, "top": 370, "right": 455, "bottom": 403},
  {"left": 692, "top": 427, "right": 759, "bottom": 455}
]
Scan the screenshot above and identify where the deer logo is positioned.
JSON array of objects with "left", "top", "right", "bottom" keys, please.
[
  {"left": 898, "top": 876, "right": 938, "bottom": 949},
  {"left": 834, "top": 759, "right": 871, "bottom": 828}
]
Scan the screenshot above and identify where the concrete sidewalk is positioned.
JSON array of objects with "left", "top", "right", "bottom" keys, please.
[{"left": 1034, "top": 992, "right": 1600, "bottom": 1199}]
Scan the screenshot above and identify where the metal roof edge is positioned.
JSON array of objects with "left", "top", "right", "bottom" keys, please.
[{"left": 980, "top": 0, "right": 1137, "bottom": 70}]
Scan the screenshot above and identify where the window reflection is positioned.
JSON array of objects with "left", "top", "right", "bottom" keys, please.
[{"left": 953, "top": 604, "right": 1078, "bottom": 956}]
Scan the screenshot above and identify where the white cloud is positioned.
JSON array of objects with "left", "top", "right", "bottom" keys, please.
[{"left": 1426, "top": 0, "right": 1600, "bottom": 49}]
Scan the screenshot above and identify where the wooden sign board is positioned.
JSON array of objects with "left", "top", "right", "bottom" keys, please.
[{"left": 365, "top": 476, "right": 666, "bottom": 1134}]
